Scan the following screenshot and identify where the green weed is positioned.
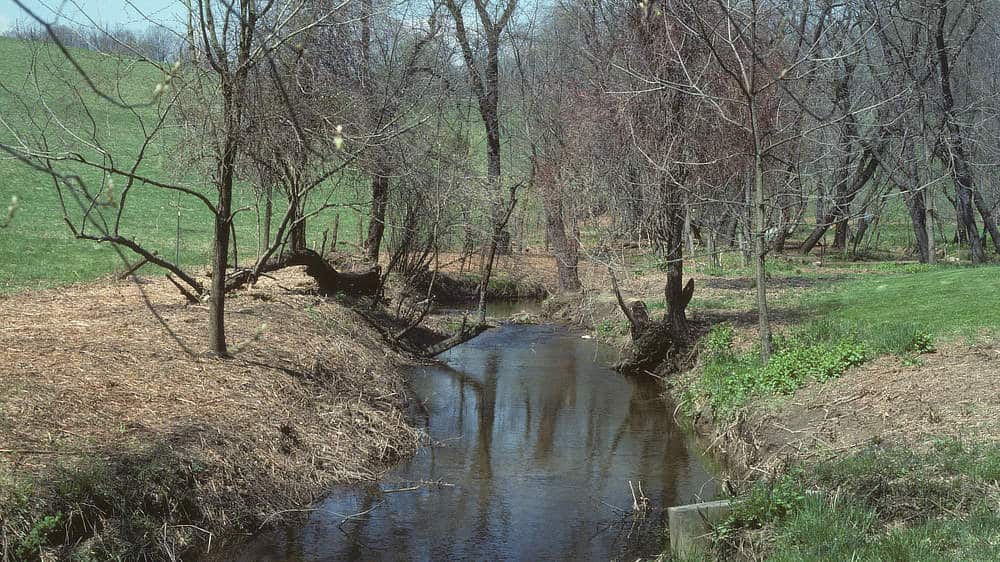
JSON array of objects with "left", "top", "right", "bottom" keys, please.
[
  {"left": 715, "top": 473, "right": 807, "bottom": 539},
  {"left": 595, "top": 318, "right": 628, "bottom": 338},
  {"left": 703, "top": 323, "right": 734, "bottom": 353},
  {"left": 16, "top": 512, "right": 63, "bottom": 559},
  {"left": 691, "top": 330, "right": 867, "bottom": 418}
]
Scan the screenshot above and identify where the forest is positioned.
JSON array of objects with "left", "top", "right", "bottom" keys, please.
[{"left": 0, "top": 0, "right": 998, "bottom": 560}]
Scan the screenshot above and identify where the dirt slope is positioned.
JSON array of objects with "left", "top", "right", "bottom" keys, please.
[
  {"left": 0, "top": 269, "right": 420, "bottom": 560},
  {"left": 732, "top": 343, "right": 1000, "bottom": 474}
]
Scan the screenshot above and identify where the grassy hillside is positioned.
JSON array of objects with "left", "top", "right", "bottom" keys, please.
[
  {"left": 0, "top": 37, "right": 368, "bottom": 294},
  {"left": 0, "top": 36, "right": 549, "bottom": 294}
]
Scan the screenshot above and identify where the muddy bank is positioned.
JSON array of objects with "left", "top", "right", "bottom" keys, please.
[
  {"left": 0, "top": 269, "right": 421, "bottom": 561},
  {"left": 404, "top": 268, "right": 548, "bottom": 305},
  {"left": 679, "top": 342, "right": 1000, "bottom": 481}
]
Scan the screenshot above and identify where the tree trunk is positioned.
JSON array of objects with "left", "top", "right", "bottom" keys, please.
[
  {"left": 752, "top": 145, "right": 772, "bottom": 364},
  {"left": 289, "top": 196, "right": 306, "bottom": 253},
  {"left": 926, "top": 191, "right": 937, "bottom": 265},
  {"left": 226, "top": 249, "right": 380, "bottom": 297},
  {"left": 683, "top": 202, "right": 695, "bottom": 257},
  {"left": 800, "top": 211, "right": 834, "bottom": 256},
  {"left": 935, "top": 0, "right": 984, "bottom": 264},
  {"left": 801, "top": 147, "right": 879, "bottom": 255},
  {"left": 210, "top": 154, "right": 235, "bottom": 356},
  {"left": 833, "top": 217, "right": 849, "bottom": 250},
  {"left": 475, "top": 35, "right": 510, "bottom": 321},
  {"left": 901, "top": 184, "right": 930, "bottom": 263},
  {"left": 262, "top": 185, "right": 273, "bottom": 255},
  {"left": 706, "top": 228, "right": 721, "bottom": 268},
  {"left": 365, "top": 168, "right": 390, "bottom": 262},
  {"left": 536, "top": 155, "right": 581, "bottom": 293},
  {"left": 972, "top": 189, "right": 1000, "bottom": 255},
  {"left": 663, "top": 207, "right": 689, "bottom": 337},
  {"left": 208, "top": 72, "right": 247, "bottom": 356}
]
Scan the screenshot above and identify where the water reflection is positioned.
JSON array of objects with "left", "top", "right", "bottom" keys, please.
[{"left": 235, "top": 324, "right": 716, "bottom": 561}]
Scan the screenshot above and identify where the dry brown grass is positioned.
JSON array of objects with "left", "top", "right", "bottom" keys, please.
[{"left": 0, "top": 268, "right": 421, "bottom": 560}]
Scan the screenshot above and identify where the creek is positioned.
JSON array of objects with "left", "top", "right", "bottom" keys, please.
[{"left": 233, "top": 312, "right": 716, "bottom": 560}]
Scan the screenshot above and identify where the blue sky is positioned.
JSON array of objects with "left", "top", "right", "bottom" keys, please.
[{"left": 1, "top": 1, "right": 186, "bottom": 31}]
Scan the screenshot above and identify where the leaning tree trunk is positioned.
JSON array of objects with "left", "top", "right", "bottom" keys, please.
[
  {"left": 226, "top": 248, "right": 381, "bottom": 298},
  {"left": 801, "top": 147, "right": 879, "bottom": 255}
]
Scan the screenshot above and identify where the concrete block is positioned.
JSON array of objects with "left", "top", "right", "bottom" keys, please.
[{"left": 667, "top": 499, "right": 733, "bottom": 557}]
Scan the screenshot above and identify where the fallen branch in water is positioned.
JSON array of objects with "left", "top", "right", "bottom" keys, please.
[{"left": 424, "top": 315, "right": 492, "bottom": 356}]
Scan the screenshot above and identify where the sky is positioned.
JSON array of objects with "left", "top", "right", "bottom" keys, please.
[{"left": 1, "top": 0, "right": 186, "bottom": 31}]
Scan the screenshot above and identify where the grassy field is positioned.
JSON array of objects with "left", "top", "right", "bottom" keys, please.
[
  {"left": 0, "top": 37, "right": 373, "bottom": 294},
  {"left": 801, "top": 264, "right": 1000, "bottom": 345},
  {"left": 0, "top": 36, "right": 550, "bottom": 295}
]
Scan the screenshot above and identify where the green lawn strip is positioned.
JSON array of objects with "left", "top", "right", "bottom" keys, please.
[
  {"left": 704, "top": 440, "right": 1000, "bottom": 562},
  {"left": 797, "top": 264, "right": 1000, "bottom": 346},
  {"left": 682, "top": 265, "right": 1000, "bottom": 420}
]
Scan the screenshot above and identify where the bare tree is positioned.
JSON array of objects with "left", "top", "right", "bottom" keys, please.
[
  {"left": 444, "top": 0, "right": 521, "bottom": 323},
  {"left": 2, "top": 0, "right": 347, "bottom": 355},
  {"left": 509, "top": 11, "right": 583, "bottom": 292}
]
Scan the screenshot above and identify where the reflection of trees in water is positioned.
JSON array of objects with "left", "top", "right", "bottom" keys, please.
[
  {"left": 273, "top": 484, "right": 386, "bottom": 560},
  {"left": 533, "top": 342, "right": 576, "bottom": 462},
  {"left": 604, "top": 378, "right": 693, "bottom": 511},
  {"left": 473, "top": 349, "right": 500, "bottom": 539},
  {"left": 245, "top": 327, "right": 712, "bottom": 561}
]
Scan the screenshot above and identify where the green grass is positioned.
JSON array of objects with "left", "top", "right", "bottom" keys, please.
[
  {"left": 0, "top": 37, "right": 371, "bottom": 294},
  {"left": 707, "top": 440, "right": 1000, "bottom": 562},
  {"left": 799, "top": 264, "right": 1000, "bottom": 345},
  {"left": 0, "top": 36, "right": 549, "bottom": 294},
  {"left": 684, "top": 264, "right": 1000, "bottom": 419}
]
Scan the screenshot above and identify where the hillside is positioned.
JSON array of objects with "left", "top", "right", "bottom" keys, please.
[{"left": 0, "top": 37, "right": 368, "bottom": 294}]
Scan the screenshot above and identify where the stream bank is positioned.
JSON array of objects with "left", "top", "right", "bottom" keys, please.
[
  {"left": 0, "top": 264, "right": 577, "bottom": 561},
  {"left": 0, "top": 269, "right": 425, "bottom": 561},
  {"left": 542, "top": 259, "right": 1000, "bottom": 560}
]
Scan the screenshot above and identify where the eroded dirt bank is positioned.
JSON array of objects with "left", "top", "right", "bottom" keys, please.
[
  {"left": 0, "top": 269, "right": 421, "bottom": 561},
  {"left": 685, "top": 342, "right": 1000, "bottom": 479}
]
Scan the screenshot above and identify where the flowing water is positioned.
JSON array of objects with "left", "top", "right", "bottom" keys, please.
[{"left": 233, "top": 316, "right": 717, "bottom": 561}]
